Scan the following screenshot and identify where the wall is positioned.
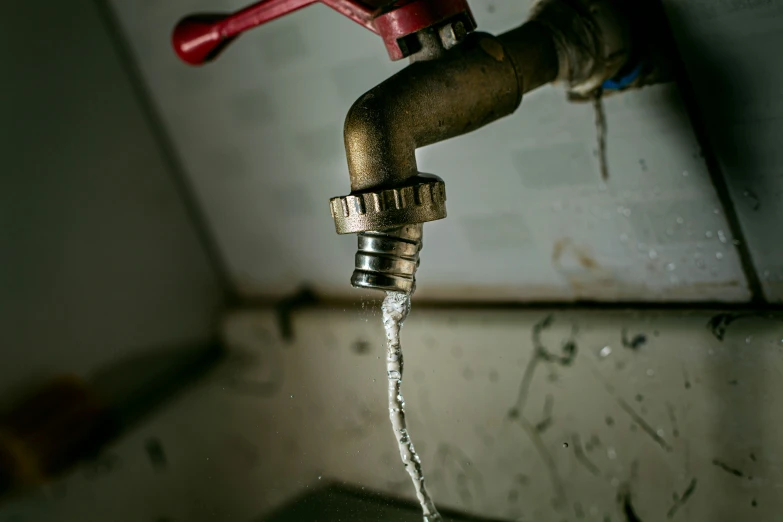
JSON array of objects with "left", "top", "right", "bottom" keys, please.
[
  {"left": 4, "top": 307, "right": 782, "bottom": 521},
  {"left": 109, "top": 0, "right": 769, "bottom": 303},
  {"left": 661, "top": 0, "right": 783, "bottom": 302},
  {"left": 0, "top": 0, "right": 226, "bottom": 395}
]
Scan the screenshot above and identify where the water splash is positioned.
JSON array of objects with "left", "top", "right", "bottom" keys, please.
[{"left": 382, "top": 291, "right": 442, "bottom": 522}]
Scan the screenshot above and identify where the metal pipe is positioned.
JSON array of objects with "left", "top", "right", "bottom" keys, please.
[
  {"left": 344, "top": 23, "right": 559, "bottom": 192},
  {"left": 351, "top": 224, "right": 423, "bottom": 293}
]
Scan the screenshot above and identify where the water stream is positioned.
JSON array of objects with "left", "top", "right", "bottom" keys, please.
[{"left": 382, "top": 291, "right": 443, "bottom": 522}]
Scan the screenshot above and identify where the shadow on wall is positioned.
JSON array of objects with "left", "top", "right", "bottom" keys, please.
[
  {"left": 616, "top": 0, "right": 756, "bottom": 183},
  {"left": 640, "top": 11, "right": 777, "bottom": 518},
  {"left": 662, "top": 2, "right": 765, "bottom": 191},
  {"left": 258, "top": 483, "right": 508, "bottom": 522},
  {"left": 704, "top": 312, "right": 780, "bottom": 522},
  {"left": 622, "top": 0, "right": 752, "bottom": 197},
  {"left": 0, "top": 340, "right": 223, "bottom": 504},
  {"left": 658, "top": 1, "right": 768, "bottom": 299},
  {"left": 654, "top": 7, "right": 779, "bottom": 513}
]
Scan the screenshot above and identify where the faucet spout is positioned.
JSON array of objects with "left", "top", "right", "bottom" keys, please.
[
  {"left": 329, "top": 22, "right": 560, "bottom": 238},
  {"left": 343, "top": 24, "right": 558, "bottom": 194},
  {"left": 330, "top": 0, "right": 634, "bottom": 293},
  {"left": 329, "top": 24, "right": 559, "bottom": 293}
]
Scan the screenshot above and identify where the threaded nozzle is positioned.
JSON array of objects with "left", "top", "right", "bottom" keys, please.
[{"left": 351, "top": 224, "right": 423, "bottom": 294}]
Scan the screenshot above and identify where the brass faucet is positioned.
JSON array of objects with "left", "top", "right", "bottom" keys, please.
[
  {"left": 329, "top": 0, "right": 634, "bottom": 294},
  {"left": 172, "top": 0, "right": 656, "bottom": 295}
]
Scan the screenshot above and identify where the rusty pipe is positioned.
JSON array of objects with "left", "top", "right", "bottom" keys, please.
[{"left": 344, "top": 23, "right": 559, "bottom": 193}]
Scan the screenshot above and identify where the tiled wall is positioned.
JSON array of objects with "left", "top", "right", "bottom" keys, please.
[
  {"left": 109, "top": 0, "right": 781, "bottom": 302},
  {"left": 8, "top": 307, "right": 783, "bottom": 521}
]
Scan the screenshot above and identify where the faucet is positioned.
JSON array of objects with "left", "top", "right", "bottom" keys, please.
[{"left": 173, "top": 0, "right": 646, "bottom": 295}]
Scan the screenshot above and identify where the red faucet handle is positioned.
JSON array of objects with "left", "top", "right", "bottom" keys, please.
[
  {"left": 373, "top": 0, "right": 475, "bottom": 60},
  {"left": 172, "top": 0, "right": 375, "bottom": 66},
  {"left": 172, "top": 0, "right": 475, "bottom": 65},
  {"left": 172, "top": 13, "right": 239, "bottom": 66}
]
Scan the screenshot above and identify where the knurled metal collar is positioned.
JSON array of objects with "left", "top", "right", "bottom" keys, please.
[{"left": 329, "top": 175, "right": 447, "bottom": 234}]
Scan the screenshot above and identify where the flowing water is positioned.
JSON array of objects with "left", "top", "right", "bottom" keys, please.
[{"left": 381, "top": 291, "right": 443, "bottom": 522}]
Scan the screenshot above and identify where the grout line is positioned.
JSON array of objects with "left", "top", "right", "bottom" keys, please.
[
  {"left": 232, "top": 296, "right": 783, "bottom": 312},
  {"left": 92, "top": 0, "right": 239, "bottom": 306}
]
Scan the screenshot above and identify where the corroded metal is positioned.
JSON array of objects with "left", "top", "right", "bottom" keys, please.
[
  {"left": 529, "top": 0, "right": 631, "bottom": 95},
  {"left": 338, "top": 24, "right": 559, "bottom": 199},
  {"left": 330, "top": 174, "right": 445, "bottom": 235}
]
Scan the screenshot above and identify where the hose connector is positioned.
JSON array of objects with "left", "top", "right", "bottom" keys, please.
[
  {"left": 351, "top": 224, "right": 423, "bottom": 295},
  {"left": 329, "top": 175, "right": 444, "bottom": 294}
]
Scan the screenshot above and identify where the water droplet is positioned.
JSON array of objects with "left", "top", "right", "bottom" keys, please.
[
  {"left": 562, "top": 442, "right": 569, "bottom": 448},
  {"left": 656, "top": 429, "right": 665, "bottom": 437},
  {"left": 619, "top": 233, "right": 629, "bottom": 242},
  {"left": 607, "top": 448, "right": 617, "bottom": 460},
  {"left": 705, "top": 230, "right": 714, "bottom": 239},
  {"left": 716, "top": 252, "right": 724, "bottom": 260},
  {"left": 718, "top": 230, "right": 727, "bottom": 243},
  {"left": 667, "top": 263, "right": 676, "bottom": 271},
  {"left": 746, "top": 336, "right": 753, "bottom": 344},
  {"left": 646, "top": 368, "right": 655, "bottom": 377},
  {"left": 290, "top": 394, "right": 294, "bottom": 398},
  {"left": 648, "top": 250, "right": 658, "bottom": 259},
  {"left": 599, "top": 346, "right": 612, "bottom": 358},
  {"left": 676, "top": 216, "right": 684, "bottom": 225},
  {"left": 318, "top": 475, "right": 322, "bottom": 480},
  {"left": 682, "top": 170, "right": 689, "bottom": 177}
]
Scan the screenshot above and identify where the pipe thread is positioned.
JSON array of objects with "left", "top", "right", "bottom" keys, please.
[{"left": 351, "top": 224, "right": 423, "bottom": 294}]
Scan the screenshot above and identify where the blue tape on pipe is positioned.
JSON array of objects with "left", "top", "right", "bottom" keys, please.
[{"left": 602, "top": 61, "right": 643, "bottom": 91}]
